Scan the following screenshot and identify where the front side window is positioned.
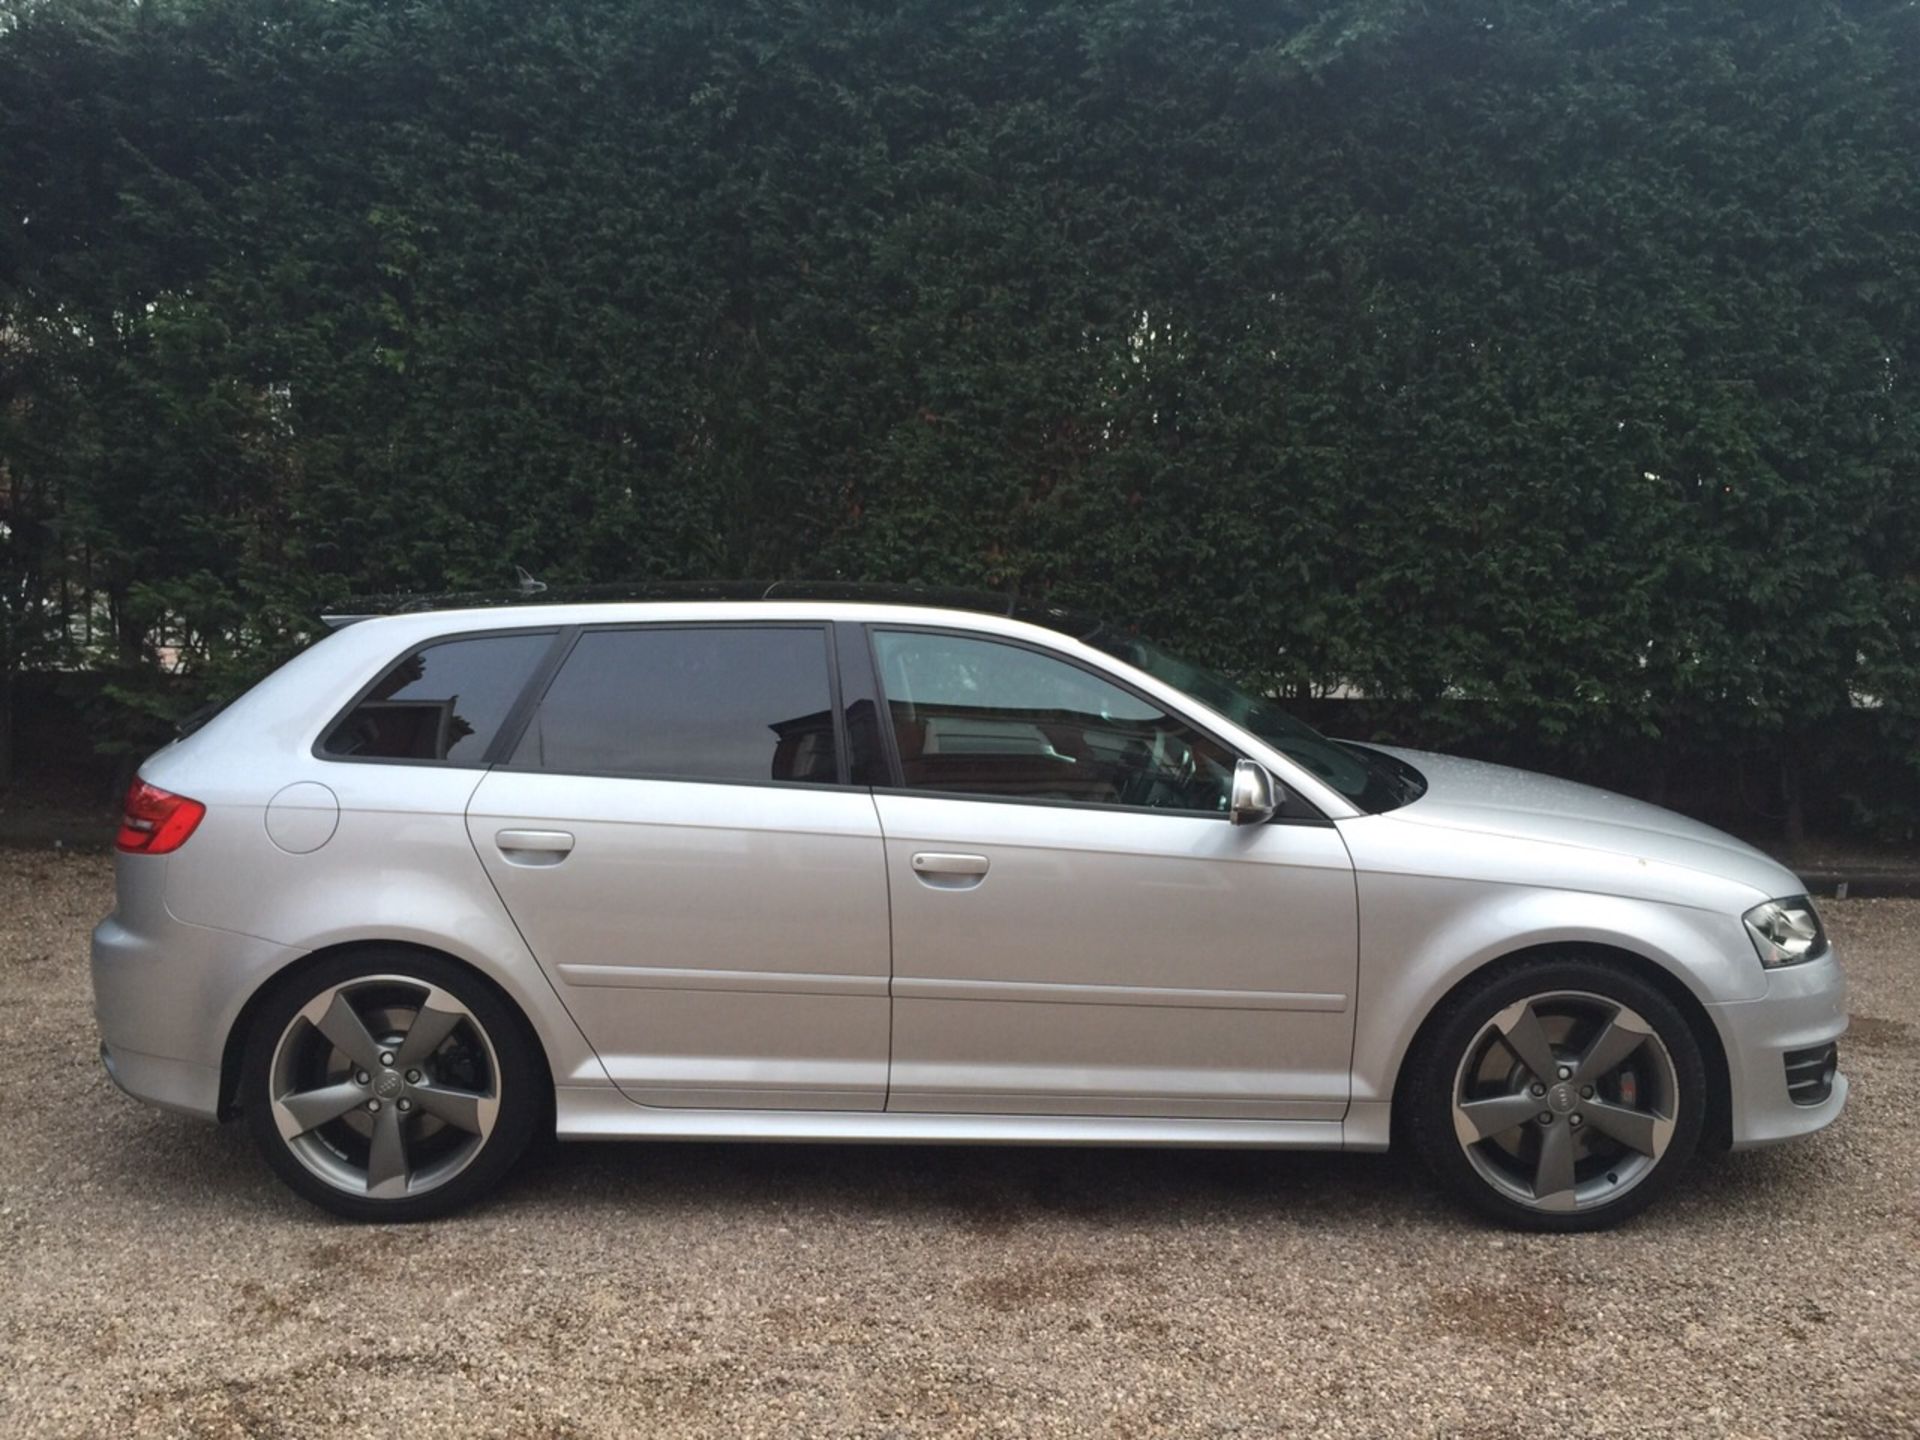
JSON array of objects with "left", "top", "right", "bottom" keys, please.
[
  {"left": 870, "top": 629, "right": 1235, "bottom": 812},
  {"left": 1085, "top": 630, "right": 1426, "bottom": 814},
  {"left": 514, "top": 626, "right": 839, "bottom": 784},
  {"left": 322, "top": 631, "right": 552, "bottom": 763}
]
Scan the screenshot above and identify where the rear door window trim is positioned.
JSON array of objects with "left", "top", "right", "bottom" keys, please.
[{"left": 493, "top": 619, "right": 854, "bottom": 790}]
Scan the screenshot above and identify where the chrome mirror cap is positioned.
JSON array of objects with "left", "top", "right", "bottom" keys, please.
[{"left": 1229, "top": 759, "right": 1281, "bottom": 826}]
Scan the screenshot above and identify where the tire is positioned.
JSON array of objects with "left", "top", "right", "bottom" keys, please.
[
  {"left": 241, "top": 949, "right": 540, "bottom": 1221},
  {"left": 1403, "top": 954, "right": 1708, "bottom": 1232}
]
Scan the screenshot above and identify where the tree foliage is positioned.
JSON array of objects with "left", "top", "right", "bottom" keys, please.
[{"left": 2, "top": 0, "right": 1917, "bottom": 830}]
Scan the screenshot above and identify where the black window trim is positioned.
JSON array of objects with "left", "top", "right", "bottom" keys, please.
[
  {"left": 831, "top": 619, "right": 888, "bottom": 787},
  {"left": 485, "top": 625, "right": 582, "bottom": 764},
  {"left": 491, "top": 619, "right": 853, "bottom": 791},
  {"left": 859, "top": 622, "right": 1332, "bottom": 825},
  {"left": 312, "top": 625, "right": 570, "bottom": 770}
]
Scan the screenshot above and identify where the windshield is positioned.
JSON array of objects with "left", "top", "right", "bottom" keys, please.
[{"left": 1084, "top": 631, "right": 1425, "bottom": 815}]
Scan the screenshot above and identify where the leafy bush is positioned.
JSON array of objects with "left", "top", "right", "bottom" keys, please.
[{"left": 2, "top": 0, "right": 1917, "bottom": 838}]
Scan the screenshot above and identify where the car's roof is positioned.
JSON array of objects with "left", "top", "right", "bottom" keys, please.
[
  {"left": 323, "top": 581, "right": 1109, "bottom": 641},
  {"left": 328, "top": 601, "right": 1124, "bottom": 659}
]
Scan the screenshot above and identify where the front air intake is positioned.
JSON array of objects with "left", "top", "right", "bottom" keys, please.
[{"left": 1783, "top": 1044, "right": 1838, "bottom": 1107}]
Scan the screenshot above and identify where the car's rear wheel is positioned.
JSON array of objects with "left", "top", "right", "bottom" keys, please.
[
  {"left": 1404, "top": 955, "right": 1708, "bottom": 1231},
  {"left": 241, "top": 950, "right": 539, "bottom": 1220}
]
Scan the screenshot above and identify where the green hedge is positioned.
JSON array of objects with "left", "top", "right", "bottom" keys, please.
[{"left": 3, "top": 0, "right": 1918, "bottom": 836}]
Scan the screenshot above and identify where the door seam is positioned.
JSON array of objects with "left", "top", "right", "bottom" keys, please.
[
  {"left": 869, "top": 787, "right": 896, "bottom": 1111},
  {"left": 460, "top": 766, "right": 617, "bottom": 1086}
]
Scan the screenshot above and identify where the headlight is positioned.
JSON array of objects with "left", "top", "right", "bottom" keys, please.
[{"left": 1742, "top": 897, "right": 1827, "bottom": 968}]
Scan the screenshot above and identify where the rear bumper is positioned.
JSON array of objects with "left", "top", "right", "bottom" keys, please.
[
  {"left": 91, "top": 855, "right": 306, "bottom": 1123},
  {"left": 99, "top": 1041, "right": 222, "bottom": 1120},
  {"left": 1708, "top": 949, "right": 1850, "bottom": 1150}
]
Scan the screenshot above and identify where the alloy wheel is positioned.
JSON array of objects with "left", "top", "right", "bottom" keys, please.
[
  {"left": 267, "top": 974, "right": 501, "bottom": 1200},
  {"left": 1450, "top": 990, "right": 1679, "bottom": 1214}
]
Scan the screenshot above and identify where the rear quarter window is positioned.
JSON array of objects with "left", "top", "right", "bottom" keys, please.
[{"left": 320, "top": 631, "right": 553, "bottom": 764}]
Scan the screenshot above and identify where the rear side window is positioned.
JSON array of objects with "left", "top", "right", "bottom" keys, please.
[
  {"left": 322, "top": 632, "right": 551, "bottom": 764},
  {"left": 514, "top": 626, "right": 839, "bottom": 785}
]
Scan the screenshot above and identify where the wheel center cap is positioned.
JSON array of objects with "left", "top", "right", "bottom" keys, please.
[
  {"left": 1548, "top": 1082, "right": 1577, "bottom": 1114},
  {"left": 373, "top": 1070, "right": 404, "bottom": 1100}
]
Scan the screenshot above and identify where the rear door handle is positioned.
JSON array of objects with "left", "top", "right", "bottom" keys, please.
[
  {"left": 911, "top": 852, "right": 990, "bottom": 887},
  {"left": 496, "top": 829, "right": 575, "bottom": 866}
]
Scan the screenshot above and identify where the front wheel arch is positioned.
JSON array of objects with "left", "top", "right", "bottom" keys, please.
[
  {"left": 217, "top": 940, "right": 555, "bottom": 1133},
  {"left": 1390, "top": 941, "right": 1732, "bottom": 1153}
]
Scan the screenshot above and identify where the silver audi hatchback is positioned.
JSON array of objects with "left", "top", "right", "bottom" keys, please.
[{"left": 92, "top": 595, "right": 1848, "bottom": 1229}]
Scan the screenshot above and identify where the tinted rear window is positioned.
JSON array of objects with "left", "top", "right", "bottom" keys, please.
[
  {"left": 514, "top": 626, "right": 839, "bottom": 784},
  {"left": 322, "top": 632, "right": 551, "bottom": 763}
]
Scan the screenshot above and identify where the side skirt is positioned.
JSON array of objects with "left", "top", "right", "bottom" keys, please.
[{"left": 554, "top": 1087, "right": 1388, "bottom": 1151}]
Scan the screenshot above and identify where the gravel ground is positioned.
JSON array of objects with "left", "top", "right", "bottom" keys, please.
[{"left": 1, "top": 853, "right": 1915, "bottom": 1438}]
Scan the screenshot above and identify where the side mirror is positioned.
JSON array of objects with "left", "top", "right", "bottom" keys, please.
[{"left": 1229, "top": 759, "right": 1282, "bottom": 826}]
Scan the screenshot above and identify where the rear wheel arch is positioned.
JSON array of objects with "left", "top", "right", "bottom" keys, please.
[
  {"left": 1389, "top": 941, "right": 1733, "bottom": 1152},
  {"left": 218, "top": 939, "right": 556, "bottom": 1129}
]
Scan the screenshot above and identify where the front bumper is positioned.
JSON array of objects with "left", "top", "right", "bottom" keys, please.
[
  {"left": 1707, "top": 948, "right": 1849, "bottom": 1149},
  {"left": 91, "top": 855, "right": 306, "bottom": 1122}
]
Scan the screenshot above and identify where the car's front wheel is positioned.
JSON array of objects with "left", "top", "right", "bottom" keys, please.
[
  {"left": 241, "top": 950, "right": 539, "bottom": 1220},
  {"left": 1404, "top": 955, "right": 1708, "bottom": 1231}
]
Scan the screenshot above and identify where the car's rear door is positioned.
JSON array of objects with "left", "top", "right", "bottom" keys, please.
[
  {"left": 466, "top": 622, "right": 892, "bottom": 1111},
  {"left": 861, "top": 624, "right": 1359, "bottom": 1120}
]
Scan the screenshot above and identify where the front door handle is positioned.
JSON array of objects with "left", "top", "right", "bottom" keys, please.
[
  {"left": 911, "top": 852, "right": 990, "bottom": 888},
  {"left": 496, "top": 829, "right": 575, "bottom": 866}
]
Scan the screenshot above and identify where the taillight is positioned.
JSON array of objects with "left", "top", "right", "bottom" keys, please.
[{"left": 116, "top": 779, "right": 207, "bottom": 855}]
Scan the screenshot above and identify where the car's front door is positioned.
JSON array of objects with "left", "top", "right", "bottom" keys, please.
[
  {"left": 467, "top": 623, "right": 891, "bottom": 1111},
  {"left": 865, "top": 626, "right": 1358, "bottom": 1120}
]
